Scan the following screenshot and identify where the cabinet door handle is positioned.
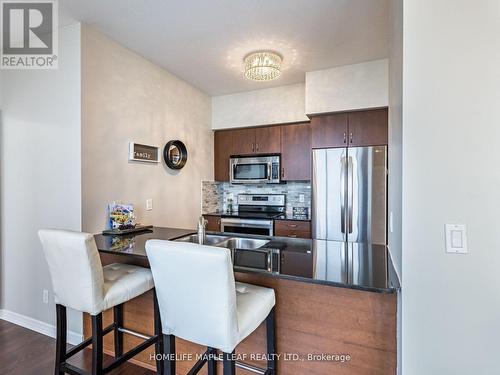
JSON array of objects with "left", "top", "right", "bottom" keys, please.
[
  {"left": 349, "top": 132, "right": 353, "bottom": 143},
  {"left": 288, "top": 224, "right": 298, "bottom": 228},
  {"left": 288, "top": 234, "right": 297, "bottom": 238},
  {"left": 256, "top": 143, "right": 259, "bottom": 152},
  {"left": 343, "top": 132, "right": 347, "bottom": 144},
  {"left": 251, "top": 143, "right": 255, "bottom": 152},
  {"left": 281, "top": 167, "right": 285, "bottom": 179}
]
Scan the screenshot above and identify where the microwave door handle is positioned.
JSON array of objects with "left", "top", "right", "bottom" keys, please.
[
  {"left": 231, "top": 163, "right": 236, "bottom": 181},
  {"left": 267, "top": 163, "right": 272, "bottom": 181}
]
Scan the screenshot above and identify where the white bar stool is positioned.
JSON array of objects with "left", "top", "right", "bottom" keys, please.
[
  {"left": 146, "top": 240, "right": 277, "bottom": 375},
  {"left": 38, "top": 229, "right": 164, "bottom": 375}
]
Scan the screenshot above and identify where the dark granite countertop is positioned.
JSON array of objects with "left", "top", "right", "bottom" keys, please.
[{"left": 94, "top": 226, "right": 400, "bottom": 294}]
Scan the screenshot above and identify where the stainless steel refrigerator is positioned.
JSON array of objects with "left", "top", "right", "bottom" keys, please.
[{"left": 312, "top": 146, "right": 388, "bottom": 286}]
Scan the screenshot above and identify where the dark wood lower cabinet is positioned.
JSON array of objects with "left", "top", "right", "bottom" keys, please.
[
  {"left": 274, "top": 220, "right": 311, "bottom": 239},
  {"left": 203, "top": 215, "right": 221, "bottom": 231},
  {"left": 84, "top": 253, "right": 397, "bottom": 375}
]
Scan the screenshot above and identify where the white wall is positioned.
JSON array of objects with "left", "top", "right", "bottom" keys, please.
[
  {"left": 389, "top": 1, "right": 403, "bottom": 278},
  {"left": 305, "top": 59, "right": 389, "bottom": 115},
  {"left": 82, "top": 26, "right": 213, "bottom": 233},
  {"left": 212, "top": 83, "right": 308, "bottom": 129},
  {"left": 389, "top": 2, "right": 403, "bottom": 374},
  {"left": 0, "top": 23, "right": 83, "bottom": 335},
  {"left": 402, "top": 1, "right": 500, "bottom": 374}
]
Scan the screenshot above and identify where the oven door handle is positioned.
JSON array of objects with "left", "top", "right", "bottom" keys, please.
[{"left": 220, "top": 218, "right": 273, "bottom": 228}]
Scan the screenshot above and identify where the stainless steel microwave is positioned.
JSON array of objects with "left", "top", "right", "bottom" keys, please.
[{"left": 229, "top": 155, "right": 280, "bottom": 184}]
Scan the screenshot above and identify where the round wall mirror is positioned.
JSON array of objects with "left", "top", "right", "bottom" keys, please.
[{"left": 163, "top": 140, "right": 188, "bottom": 169}]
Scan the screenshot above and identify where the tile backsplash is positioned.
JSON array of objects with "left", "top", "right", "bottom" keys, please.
[{"left": 202, "top": 181, "right": 311, "bottom": 215}]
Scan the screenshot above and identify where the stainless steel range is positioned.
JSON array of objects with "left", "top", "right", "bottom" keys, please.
[{"left": 220, "top": 194, "right": 285, "bottom": 236}]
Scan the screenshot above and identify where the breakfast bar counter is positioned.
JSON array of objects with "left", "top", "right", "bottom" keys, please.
[{"left": 87, "top": 227, "right": 398, "bottom": 375}]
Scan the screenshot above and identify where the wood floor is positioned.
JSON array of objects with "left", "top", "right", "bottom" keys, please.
[{"left": 0, "top": 319, "right": 154, "bottom": 375}]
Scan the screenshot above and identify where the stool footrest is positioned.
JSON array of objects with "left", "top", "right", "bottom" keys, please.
[
  {"left": 213, "top": 357, "right": 268, "bottom": 375},
  {"left": 186, "top": 348, "right": 210, "bottom": 375},
  {"left": 104, "top": 334, "right": 158, "bottom": 373},
  {"left": 65, "top": 323, "right": 116, "bottom": 359},
  {"left": 60, "top": 362, "right": 88, "bottom": 375}
]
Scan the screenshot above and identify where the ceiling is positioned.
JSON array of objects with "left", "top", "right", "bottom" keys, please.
[{"left": 60, "top": 0, "right": 389, "bottom": 96}]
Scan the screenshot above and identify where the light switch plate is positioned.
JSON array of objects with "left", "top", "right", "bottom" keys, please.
[
  {"left": 299, "top": 194, "right": 305, "bottom": 203},
  {"left": 146, "top": 199, "right": 153, "bottom": 211},
  {"left": 445, "top": 224, "right": 468, "bottom": 254}
]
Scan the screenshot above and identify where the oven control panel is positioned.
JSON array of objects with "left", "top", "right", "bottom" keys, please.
[{"left": 238, "top": 194, "right": 285, "bottom": 206}]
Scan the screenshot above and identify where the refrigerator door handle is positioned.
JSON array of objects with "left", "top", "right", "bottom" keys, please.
[
  {"left": 340, "top": 156, "right": 346, "bottom": 234},
  {"left": 348, "top": 156, "right": 353, "bottom": 234}
]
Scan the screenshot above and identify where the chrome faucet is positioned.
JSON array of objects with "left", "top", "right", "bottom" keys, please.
[{"left": 197, "top": 216, "right": 207, "bottom": 244}]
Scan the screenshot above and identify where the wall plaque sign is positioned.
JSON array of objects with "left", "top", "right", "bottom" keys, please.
[{"left": 129, "top": 143, "right": 159, "bottom": 163}]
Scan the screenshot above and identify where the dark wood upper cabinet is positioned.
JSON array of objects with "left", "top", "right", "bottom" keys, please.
[
  {"left": 255, "top": 126, "right": 281, "bottom": 154},
  {"left": 231, "top": 128, "right": 256, "bottom": 155},
  {"left": 214, "top": 125, "right": 282, "bottom": 181},
  {"left": 281, "top": 123, "right": 311, "bottom": 181},
  {"left": 310, "top": 108, "right": 388, "bottom": 149},
  {"left": 348, "top": 108, "right": 388, "bottom": 147},
  {"left": 311, "top": 113, "right": 348, "bottom": 148},
  {"left": 214, "top": 130, "right": 233, "bottom": 181}
]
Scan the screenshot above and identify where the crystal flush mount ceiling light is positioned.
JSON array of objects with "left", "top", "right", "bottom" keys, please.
[{"left": 244, "top": 51, "right": 282, "bottom": 81}]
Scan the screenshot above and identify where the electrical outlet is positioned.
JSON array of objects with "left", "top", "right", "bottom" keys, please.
[
  {"left": 146, "top": 198, "right": 153, "bottom": 211},
  {"left": 42, "top": 289, "right": 49, "bottom": 304}
]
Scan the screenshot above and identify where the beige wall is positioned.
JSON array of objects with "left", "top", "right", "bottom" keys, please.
[
  {"left": 82, "top": 26, "right": 213, "bottom": 233},
  {"left": 211, "top": 83, "right": 308, "bottom": 129},
  {"left": 212, "top": 59, "right": 390, "bottom": 130},
  {"left": 305, "top": 59, "right": 389, "bottom": 115}
]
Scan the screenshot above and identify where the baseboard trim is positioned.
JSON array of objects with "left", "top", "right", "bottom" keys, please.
[{"left": 0, "top": 309, "right": 83, "bottom": 345}]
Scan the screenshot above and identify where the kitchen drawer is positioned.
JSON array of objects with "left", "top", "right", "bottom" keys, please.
[
  {"left": 274, "top": 220, "right": 311, "bottom": 239},
  {"left": 203, "top": 215, "right": 221, "bottom": 231}
]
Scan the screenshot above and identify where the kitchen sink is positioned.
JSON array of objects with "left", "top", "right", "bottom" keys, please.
[
  {"left": 174, "top": 234, "right": 230, "bottom": 246},
  {"left": 174, "top": 234, "right": 269, "bottom": 250},
  {"left": 217, "top": 238, "right": 270, "bottom": 250}
]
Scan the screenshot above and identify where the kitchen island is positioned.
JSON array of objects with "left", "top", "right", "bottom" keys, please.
[{"left": 87, "top": 227, "right": 399, "bottom": 375}]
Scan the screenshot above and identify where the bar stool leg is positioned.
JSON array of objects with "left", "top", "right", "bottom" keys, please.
[
  {"left": 55, "top": 304, "right": 67, "bottom": 375},
  {"left": 163, "top": 334, "right": 176, "bottom": 375},
  {"left": 91, "top": 313, "right": 104, "bottom": 375},
  {"left": 207, "top": 347, "right": 217, "bottom": 375},
  {"left": 113, "top": 304, "right": 123, "bottom": 358},
  {"left": 266, "top": 307, "right": 276, "bottom": 374},
  {"left": 153, "top": 291, "right": 165, "bottom": 374},
  {"left": 223, "top": 351, "right": 235, "bottom": 375}
]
